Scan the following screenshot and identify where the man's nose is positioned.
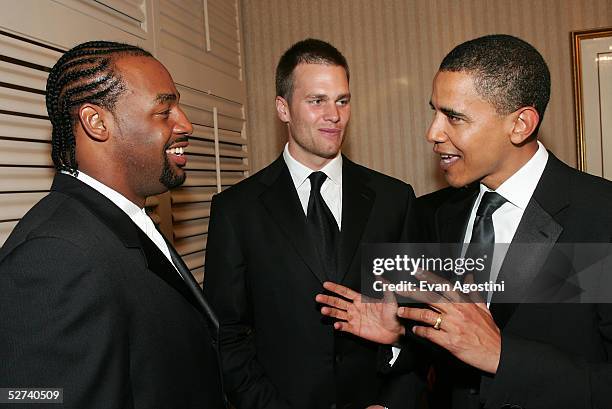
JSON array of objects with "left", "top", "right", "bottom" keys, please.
[
  {"left": 175, "top": 106, "right": 193, "bottom": 136},
  {"left": 323, "top": 103, "right": 340, "bottom": 123},
  {"left": 426, "top": 115, "right": 446, "bottom": 144}
]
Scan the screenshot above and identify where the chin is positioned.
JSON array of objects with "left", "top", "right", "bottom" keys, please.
[
  {"left": 160, "top": 169, "right": 186, "bottom": 190},
  {"left": 445, "top": 174, "right": 468, "bottom": 189},
  {"left": 319, "top": 146, "right": 341, "bottom": 159}
]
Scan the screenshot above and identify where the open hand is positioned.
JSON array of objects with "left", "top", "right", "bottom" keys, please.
[
  {"left": 397, "top": 270, "right": 501, "bottom": 373},
  {"left": 315, "top": 281, "right": 404, "bottom": 345}
]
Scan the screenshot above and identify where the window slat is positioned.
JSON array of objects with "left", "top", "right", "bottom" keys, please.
[
  {"left": 96, "top": 0, "right": 146, "bottom": 23},
  {"left": 0, "top": 114, "right": 51, "bottom": 141},
  {"left": 0, "top": 60, "right": 48, "bottom": 91},
  {"left": 172, "top": 202, "right": 211, "bottom": 222},
  {"left": 0, "top": 87, "right": 47, "bottom": 117},
  {"left": 174, "top": 233, "right": 207, "bottom": 256},
  {"left": 183, "top": 249, "right": 205, "bottom": 271},
  {"left": 181, "top": 171, "right": 218, "bottom": 187},
  {"left": 160, "top": 0, "right": 203, "bottom": 28},
  {"left": 173, "top": 218, "right": 209, "bottom": 240},
  {"left": 0, "top": 167, "right": 54, "bottom": 192},
  {"left": 0, "top": 139, "right": 51, "bottom": 167},
  {"left": 171, "top": 187, "right": 216, "bottom": 204},
  {"left": 0, "top": 35, "right": 61, "bottom": 68},
  {"left": 0, "top": 192, "right": 47, "bottom": 221},
  {"left": 160, "top": 14, "right": 205, "bottom": 51}
]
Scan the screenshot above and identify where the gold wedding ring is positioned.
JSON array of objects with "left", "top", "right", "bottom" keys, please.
[{"left": 433, "top": 315, "right": 443, "bottom": 330}]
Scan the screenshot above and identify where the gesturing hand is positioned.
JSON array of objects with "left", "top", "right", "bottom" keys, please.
[
  {"left": 315, "top": 281, "right": 404, "bottom": 345},
  {"left": 397, "top": 270, "right": 501, "bottom": 374}
]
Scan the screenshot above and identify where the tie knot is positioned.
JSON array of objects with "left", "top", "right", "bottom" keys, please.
[
  {"left": 309, "top": 171, "right": 327, "bottom": 193},
  {"left": 476, "top": 191, "right": 507, "bottom": 218}
]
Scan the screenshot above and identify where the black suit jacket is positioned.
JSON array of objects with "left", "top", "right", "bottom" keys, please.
[
  {"left": 0, "top": 174, "right": 225, "bottom": 409},
  {"left": 416, "top": 153, "right": 612, "bottom": 409},
  {"left": 204, "top": 155, "right": 424, "bottom": 409}
]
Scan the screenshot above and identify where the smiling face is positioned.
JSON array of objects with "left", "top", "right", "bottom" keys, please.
[
  {"left": 276, "top": 63, "right": 350, "bottom": 170},
  {"left": 109, "top": 55, "right": 192, "bottom": 202},
  {"left": 427, "top": 70, "right": 536, "bottom": 189}
]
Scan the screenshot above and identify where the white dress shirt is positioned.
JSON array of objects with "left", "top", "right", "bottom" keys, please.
[
  {"left": 69, "top": 171, "right": 179, "bottom": 273},
  {"left": 283, "top": 143, "right": 343, "bottom": 229},
  {"left": 282, "top": 145, "right": 393, "bottom": 363},
  {"left": 391, "top": 142, "right": 550, "bottom": 367},
  {"left": 463, "top": 141, "right": 549, "bottom": 302}
]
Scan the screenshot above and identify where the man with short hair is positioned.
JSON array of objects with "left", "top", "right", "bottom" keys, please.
[
  {"left": 0, "top": 41, "right": 225, "bottom": 408},
  {"left": 317, "top": 34, "right": 612, "bottom": 408},
  {"left": 204, "top": 38, "right": 423, "bottom": 409}
]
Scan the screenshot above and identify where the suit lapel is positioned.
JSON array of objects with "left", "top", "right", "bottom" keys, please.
[
  {"left": 335, "top": 159, "right": 375, "bottom": 283},
  {"left": 167, "top": 244, "right": 219, "bottom": 330},
  {"left": 259, "top": 156, "right": 328, "bottom": 283},
  {"left": 136, "top": 229, "right": 203, "bottom": 313},
  {"left": 51, "top": 174, "right": 201, "bottom": 313},
  {"left": 167, "top": 237, "right": 228, "bottom": 409},
  {"left": 490, "top": 153, "right": 568, "bottom": 328},
  {"left": 489, "top": 200, "right": 563, "bottom": 328}
]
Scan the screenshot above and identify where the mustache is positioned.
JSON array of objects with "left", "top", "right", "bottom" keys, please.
[{"left": 164, "top": 135, "right": 189, "bottom": 150}]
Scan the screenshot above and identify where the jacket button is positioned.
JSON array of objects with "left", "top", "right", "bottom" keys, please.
[
  {"left": 329, "top": 404, "right": 336, "bottom": 409},
  {"left": 335, "top": 354, "right": 342, "bottom": 364}
]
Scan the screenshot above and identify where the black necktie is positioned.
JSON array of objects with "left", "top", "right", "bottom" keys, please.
[
  {"left": 466, "top": 191, "right": 507, "bottom": 296},
  {"left": 307, "top": 171, "right": 339, "bottom": 281}
]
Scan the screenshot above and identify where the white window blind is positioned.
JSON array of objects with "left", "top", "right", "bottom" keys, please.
[
  {"left": 0, "top": 31, "right": 62, "bottom": 245},
  {"left": 172, "top": 84, "right": 248, "bottom": 284},
  {"left": 1, "top": 1, "right": 250, "bottom": 288}
]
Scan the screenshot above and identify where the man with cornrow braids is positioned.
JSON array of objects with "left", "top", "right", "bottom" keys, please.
[{"left": 0, "top": 41, "right": 226, "bottom": 409}]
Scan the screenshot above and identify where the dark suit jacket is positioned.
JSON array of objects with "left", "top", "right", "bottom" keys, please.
[
  {"left": 0, "top": 174, "right": 225, "bottom": 409},
  {"left": 415, "top": 153, "right": 612, "bottom": 409},
  {"left": 204, "top": 155, "right": 424, "bottom": 409}
]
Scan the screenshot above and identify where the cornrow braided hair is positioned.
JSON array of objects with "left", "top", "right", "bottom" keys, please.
[{"left": 46, "top": 41, "right": 152, "bottom": 174}]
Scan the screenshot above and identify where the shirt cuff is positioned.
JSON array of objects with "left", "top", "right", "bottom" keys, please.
[{"left": 389, "top": 346, "right": 401, "bottom": 366}]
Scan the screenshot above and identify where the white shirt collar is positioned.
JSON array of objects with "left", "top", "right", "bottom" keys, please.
[
  {"left": 282, "top": 143, "right": 343, "bottom": 189},
  {"left": 480, "top": 141, "right": 549, "bottom": 209},
  {"left": 63, "top": 170, "right": 179, "bottom": 272},
  {"left": 69, "top": 170, "right": 145, "bottom": 219}
]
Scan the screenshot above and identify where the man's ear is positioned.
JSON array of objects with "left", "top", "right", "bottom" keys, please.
[
  {"left": 77, "top": 104, "right": 110, "bottom": 142},
  {"left": 510, "top": 107, "right": 539, "bottom": 145},
  {"left": 276, "top": 96, "right": 291, "bottom": 123}
]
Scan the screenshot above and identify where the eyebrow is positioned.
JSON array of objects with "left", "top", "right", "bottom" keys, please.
[
  {"left": 441, "top": 107, "right": 468, "bottom": 120},
  {"left": 429, "top": 101, "right": 468, "bottom": 120},
  {"left": 306, "top": 94, "right": 328, "bottom": 99},
  {"left": 154, "top": 92, "right": 179, "bottom": 104}
]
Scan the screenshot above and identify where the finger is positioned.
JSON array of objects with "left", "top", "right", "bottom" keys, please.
[
  {"left": 397, "top": 306, "right": 440, "bottom": 327},
  {"left": 381, "top": 279, "right": 398, "bottom": 305},
  {"left": 323, "top": 281, "right": 360, "bottom": 301},
  {"left": 473, "top": 301, "right": 492, "bottom": 312},
  {"left": 333, "top": 321, "right": 357, "bottom": 335},
  {"left": 427, "top": 301, "right": 458, "bottom": 315},
  {"left": 320, "top": 306, "right": 349, "bottom": 321},
  {"left": 395, "top": 284, "right": 447, "bottom": 305},
  {"left": 411, "top": 325, "right": 446, "bottom": 346},
  {"left": 414, "top": 269, "right": 468, "bottom": 303},
  {"left": 456, "top": 273, "right": 487, "bottom": 303},
  {"left": 393, "top": 270, "right": 453, "bottom": 305},
  {"left": 315, "top": 294, "right": 350, "bottom": 310},
  {"left": 414, "top": 268, "right": 446, "bottom": 284}
]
